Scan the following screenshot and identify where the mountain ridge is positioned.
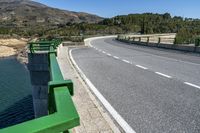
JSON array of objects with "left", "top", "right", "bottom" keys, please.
[{"left": 0, "top": 0, "right": 103, "bottom": 27}]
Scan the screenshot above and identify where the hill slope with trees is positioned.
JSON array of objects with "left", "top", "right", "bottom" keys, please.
[{"left": 0, "top": 1, "right": 199, "bottom": 44}]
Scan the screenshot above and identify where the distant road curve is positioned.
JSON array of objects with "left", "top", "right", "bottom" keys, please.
[{"left": 71, "top": 36, "right": 200, "bottom": 133}]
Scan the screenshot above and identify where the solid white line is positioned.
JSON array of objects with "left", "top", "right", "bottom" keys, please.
[
  {"left": 184, "top": 82, "right": 200, "bottom": 89},
  {"left": 113, "top": 56, "right": 119, "bottom": 59},
  {"left": 85, "top": 35, "right": 117, "bottom": 47},
  {"left": 122, "top": 59, "right": 131, "bottom": 64},
  {"left": 107, "top": 53, "right": 111, "bottom": 56},
  {"left": 69, "top": 49, "right": 136, "bottom": 133},
  {"left": 155, "top": 72, "right": 172, "bottom": 78},
  {"left": 135, "top": 65, "right": 148, "bottom": 70}
]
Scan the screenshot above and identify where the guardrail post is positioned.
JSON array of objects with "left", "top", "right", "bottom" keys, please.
[
  {"left": 147, "top": 37, "right": 149, "bottom": 44},
  {"left": 139, "top": 37, "right": 141, "bottom": 42},
  {"left": 48, "top": 80, "right": 73, "bottom": 114},
  {"left": 158, "top": 37, "right": 161, "bottom": 44}
]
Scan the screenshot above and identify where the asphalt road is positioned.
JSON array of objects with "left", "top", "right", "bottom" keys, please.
[{"left": 71, "top": 37, "right": 200, "bottom": 133}]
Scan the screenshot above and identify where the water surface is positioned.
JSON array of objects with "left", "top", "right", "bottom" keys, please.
[{"left": 0, "top": 57, "right": 34, "bottom": 128}]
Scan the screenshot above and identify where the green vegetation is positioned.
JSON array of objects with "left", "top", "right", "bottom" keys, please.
[
  {"left": 195, "top": 38, "right": 200, "bottom": 46},
  {"left": 1, "top": 13, "right": 200, "bottom": 44},
  {"left": 101, "top": 13, "right": 200, "bottom": 45},
  {"left": 175, "top": 28, "right": 195, "bottom": 44}
]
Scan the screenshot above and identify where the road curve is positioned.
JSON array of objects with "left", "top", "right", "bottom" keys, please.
[{"left": 71, "top": 37, "right": 200, "bottom": 133}]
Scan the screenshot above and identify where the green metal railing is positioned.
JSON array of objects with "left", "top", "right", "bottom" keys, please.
[
  {"left": 29, "top": 39, "right": 62, "bottom": 53},
  {"left": 0, "top": 39, "right": 80, "bottom": 133}
]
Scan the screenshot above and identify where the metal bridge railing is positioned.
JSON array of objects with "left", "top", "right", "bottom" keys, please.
[{"left": 0, "top": 39, "right": 80, "bottom": 133}]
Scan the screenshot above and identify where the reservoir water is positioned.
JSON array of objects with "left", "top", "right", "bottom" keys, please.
[{"left": 0, "top": 57, "right": 34, "bottom": 128}]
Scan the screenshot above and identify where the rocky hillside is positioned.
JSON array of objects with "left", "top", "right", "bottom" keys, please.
[{"left": 0, "top": 0, "right": 103, "bottom": 27}]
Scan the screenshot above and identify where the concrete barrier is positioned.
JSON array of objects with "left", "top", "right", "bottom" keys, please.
[
  {"left": 28, "top": 52, "right": 50, "bottom": 118},
  {"left": 117, "top": 39, "right": 200, "bottom": 54},
  {"left": 173, "top": 45, "right": 196, "bottom": 52},
  {"left": 196, "top": 47, "right": 200, "bottom": 53}
]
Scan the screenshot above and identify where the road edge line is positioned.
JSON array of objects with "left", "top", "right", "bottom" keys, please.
[{"left": 69, "top": 48, "right": 136, "bottom": 133}]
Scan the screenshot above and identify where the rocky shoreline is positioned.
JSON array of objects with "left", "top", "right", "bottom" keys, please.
[
  {"left": 17, "top": 46, "right": 29, "bottom": 64},
  {"left": 0, "top": 46, "right": 16, "bottom": 57},
  {"left": 0, "top": 38, "right": 29, "bottom": 64}
]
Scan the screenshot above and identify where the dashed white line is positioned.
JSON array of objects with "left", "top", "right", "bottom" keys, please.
[
  {"left": 136, "top": 65, "right": 148, "bottom": 70},
  {"left": 107, "top": 53, "right": 111, "bottom": 56},
  {"left": 102, "top": 51, "right": 106, "bottom": 54},
  {"left": 184, "top": 82, "right": 200, "bottom": 89},
  {"left": 113, "top": 56, "right": 119, "bottom": 59},
  {"left": 155, "top": 72, "right": 172, "bottom": 78},
  {"left": 122, "top": 59, "right": 131, "bottom": 64}
]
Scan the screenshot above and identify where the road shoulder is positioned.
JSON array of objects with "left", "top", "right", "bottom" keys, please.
[{"left": 57, "top": 44, "right": 121, "bottom": 133}]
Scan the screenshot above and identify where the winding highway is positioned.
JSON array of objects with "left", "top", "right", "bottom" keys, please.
[{"left": 71, "top": 37, "right": 200, "bottom": 133}]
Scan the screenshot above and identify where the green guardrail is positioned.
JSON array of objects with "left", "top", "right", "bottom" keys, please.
[
  {"left": 29, "top": 39, "right": 62, "bottom": 53},
  {"left": 0, "top": 39, "right": 80, "bottom": 133}
]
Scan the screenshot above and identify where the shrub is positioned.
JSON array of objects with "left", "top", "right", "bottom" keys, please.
[
  {"left": 195, "top": 38, "right": 200, "bottom": 46},
  {"left": 174, "top": 28, "right": 194, "bottom": 45}
]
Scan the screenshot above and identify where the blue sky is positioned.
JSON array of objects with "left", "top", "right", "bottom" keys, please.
[{"left": 34, "top": 0, "right": 200, "bottom": 18}]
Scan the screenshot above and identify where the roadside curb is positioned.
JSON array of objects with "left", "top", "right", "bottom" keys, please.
[{"left": 116, "top": 38, "right": 200, "bottom": 54}]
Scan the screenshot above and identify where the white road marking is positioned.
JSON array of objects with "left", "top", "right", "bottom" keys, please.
[
  {"left": 184, "top": 82, "right": 200, "bottom": 89},
  {"left": 122, "top": 59, "right": 131, "bottom": 64},
  {"left": 135, "top": 65, "right": 148, "bottom": 70},
  {"left": 87, "top": 36, "right": 200, "bottom": 66},
  {"left": 102, "top": 51, "right": 106, "bottom": 54},
  {"left": 107, "top": 53, "right": 111, "bottom": 56},
  {"left": 69, "top": 49, "right": 136, "bottom": 133},
  {"left": 113, "top": 56, "right": 119, "bottom": 59},
  {"left": 155, "top": 72, "right": 172, "bottom": 78}
]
